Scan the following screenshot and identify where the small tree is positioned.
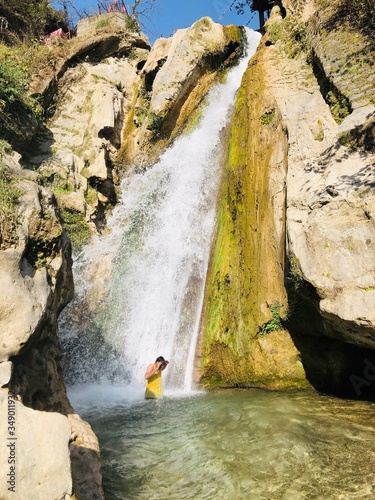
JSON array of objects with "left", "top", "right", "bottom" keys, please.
[{"left": 128, "top": 0, "right": 157, "bottom": 31}]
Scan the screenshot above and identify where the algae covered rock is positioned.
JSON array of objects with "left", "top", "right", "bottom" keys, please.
[{"left": 199, "top": 42, "right": 307, "bottom": 390}]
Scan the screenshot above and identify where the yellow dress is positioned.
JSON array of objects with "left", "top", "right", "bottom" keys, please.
[{"left": 145, "top": 364, "right": 163, "bottom": 399}]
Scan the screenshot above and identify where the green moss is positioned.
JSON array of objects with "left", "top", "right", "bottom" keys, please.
[
  {"left": 183, "top": 105, "right": 205, "bottom": 135},
  {"left": 267, "top": 21, "right": 283, "bottom": 45},
  {"left": 266, "top": 15, "right": 307, "bottom": 58},
  {"left": 199, "top": 47, "right": 306, "bottom": 389},
  {"left": 223, "top": 24, "right": 243, "bottom": 43},
  {"left": 85, "top": 185, "right": 98, "bottom": 205}
]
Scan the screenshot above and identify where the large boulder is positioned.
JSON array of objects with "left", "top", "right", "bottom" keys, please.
[{"left": 0, "top": 390, "right": 72, "bottom": 500}]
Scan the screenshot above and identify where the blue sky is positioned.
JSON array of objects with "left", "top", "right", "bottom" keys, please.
[{"left": 53, "top": 1, "right": 260, "bottom": 44}]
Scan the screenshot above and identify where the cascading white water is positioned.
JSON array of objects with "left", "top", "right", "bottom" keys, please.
[{"left": 60, "top": 28, "right": 261, "bottom": 397}]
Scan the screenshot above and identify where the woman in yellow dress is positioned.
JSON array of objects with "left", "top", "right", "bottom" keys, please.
[{"left": 144, "top": 356, "right": 169, "bottom": 399}]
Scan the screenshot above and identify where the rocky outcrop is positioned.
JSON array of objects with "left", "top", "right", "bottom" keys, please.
[
  {"left": 0, "top": 152, "right": 73, "bottom": 410},
  {"left": 280, "top": 1, "right": 375, "bottom": 398},
  {"left": 0, "top": 150, "right": 103, "bottom": 498},
  {"left": 26, "top": 27, "right": 150, "bottom": 242},
  {"left": 30, "top": 28, "right": 150, "bottom": 110},
  {"left": 200, "top": 0, "right": 375, "bottom": 399},
  {"left": 120, "top": 17, "right": 244, "bottom": 167},
  {"left": 25, "top": 18, "right": 244, "bottom": 247}
]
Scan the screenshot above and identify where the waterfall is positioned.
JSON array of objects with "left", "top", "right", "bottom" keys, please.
[{"left": 59, "top": 28, "right": 261, "bottom": 398}]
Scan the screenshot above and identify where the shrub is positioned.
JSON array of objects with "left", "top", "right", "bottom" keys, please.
[
  {"left": 0, "top": 0, "right": 68, "bottom": 39},
  {"left": 96, "top": 17, "right": 110, "bottom": 30},
  {"left": 260, "top": 110, "right": 275, "bottom": 125},
  {"left": 259, "top": 301, "right": 284, "bottom": 336},
  {"left": 0, "top": 164, "right": 23, "bottom": 248},
  {"left": 59, "top": 209, "right": 91, "bottom": 251},
  {"left": 147, "top": 111, "right": 164, "bottom": 132},
  {"left": 0, "top": 43, "right": 44, "bottom": 135},
  {"left": 125, "top": 15, "right": 140, "bottom": 33},
  {"left": 326, "top": 89, "right": 351, "bottom": 124}
]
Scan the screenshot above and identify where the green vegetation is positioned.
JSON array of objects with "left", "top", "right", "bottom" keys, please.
[
  {"left": 38, "top": 171, "right": 92, "bottom": 251},
  {"left": 326, "top": 89, "right": 351, "bottom": 124},
  {"left": 39, "top": 171, "right": 73, "bottom": 198},
  {"left": 124, "top": 15, "right": 140, "bottom": 33},
  {"left": 267, "top": 22, "right": 282, "bottom": 45},
  {"left": 0, "top": 47, "right": 43, "bottom": 121},
  {"left": 59, "top": 209, "right": 91, "bottom": 251},
  {"left": 287, "top": 255, "right": 305, "bottom": 290},
  {"left": 85, "top": 185, "right": 98, "bottom": 206},
  {"left": 266, "top": 16, "right": 307, "bottom": 58},
  {"left": 0, "top": 0, "right": 68, "bottom": 39},
  {"left": 260, "top": 110, "right": 275, "bottom": 125},
  {"left": 0, "top": 164, "right": 23, "bottom": 248},
  {"left": 314, "top": 120, "right": 324, "bottom": 142},
  {"left": 259, "top": 302, "right": 285, "bottom": 337},
  {"left": 96, "top": 17, "right": 111, "bottom": 30},
  {"left": 135, "top": 86, "right": 164, "bottom": 132},
  {"left": 147, "top": 111, "right": 164, "bottom": 132},
  {"left": 0, "top": 139, "right": 12, "bottom": 157}
]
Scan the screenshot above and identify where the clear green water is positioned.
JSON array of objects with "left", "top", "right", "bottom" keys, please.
[{"left": 78, "top": 389, "right": 375, "bottom": 499}]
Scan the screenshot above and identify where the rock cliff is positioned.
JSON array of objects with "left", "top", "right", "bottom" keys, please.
[{"left": 200, "top": 0, "right": 375, "bottom": 399}]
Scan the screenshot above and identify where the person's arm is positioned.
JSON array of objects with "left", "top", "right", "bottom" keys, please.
[{"left": 144, "top": 362, "right": 161, "bottom": 380}]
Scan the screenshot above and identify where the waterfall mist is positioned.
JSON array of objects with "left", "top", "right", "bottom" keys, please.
[{"left": 59, "top": 29, "right": 261, "bottom": 400}]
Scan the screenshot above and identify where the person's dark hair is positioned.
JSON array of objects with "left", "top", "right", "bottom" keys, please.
[{"left": 155, "top": 356, "right": 165, "bottom": 363}]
